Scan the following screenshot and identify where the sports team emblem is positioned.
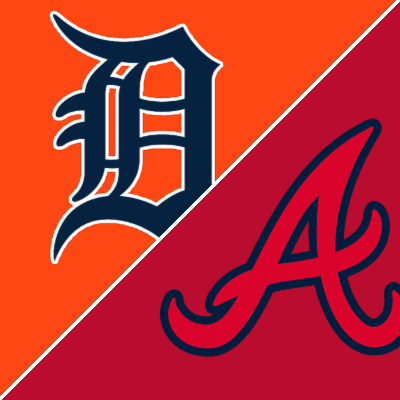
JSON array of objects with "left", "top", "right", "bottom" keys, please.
[
  {"left": 161, "top": 119, "right": 400, "bottom": 355},
  {"left": 5, "top": 1, "right": 400, "bottom": 398},
  {"left": 50, "top": 13, "right": 222, "bottom": 263}
]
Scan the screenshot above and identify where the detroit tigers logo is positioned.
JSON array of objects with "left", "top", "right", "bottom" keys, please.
[
  {"left": 161, "top": 119, "right": 400, "bottom": 355},
  {"left": 50, "top": 12, "right": 221, "bottom": 263}
]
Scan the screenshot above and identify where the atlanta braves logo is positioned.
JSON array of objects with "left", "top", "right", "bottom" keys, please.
[
  {"left": 50, "top": 13, "right": 221, "bottom": 263},
  {"left": 161, "top": 119, "right": 400, "bottom": 356}
]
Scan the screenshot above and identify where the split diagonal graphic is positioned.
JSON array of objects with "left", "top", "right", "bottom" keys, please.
[{"left": 1, "top": 1, "right": 400, "bottom": 398}]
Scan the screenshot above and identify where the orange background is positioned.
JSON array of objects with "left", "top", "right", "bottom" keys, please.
[{"left": 0, "top": 0, "right": 394, "bottom": 395}]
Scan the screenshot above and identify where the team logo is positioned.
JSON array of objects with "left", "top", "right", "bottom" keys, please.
[
  {"left": 161, "top": 119, "right": 400, "bottom": 356},
  {"left": 50, "top": 13, "right": 222, "bottom": 263}
]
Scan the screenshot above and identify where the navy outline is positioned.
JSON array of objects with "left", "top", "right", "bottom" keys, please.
[
  {"left": 279, "top": 196, "right": 319, "bottom": 264},
  {"left": 160, "top": 119, "right": 400, "bottom": 356}
]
